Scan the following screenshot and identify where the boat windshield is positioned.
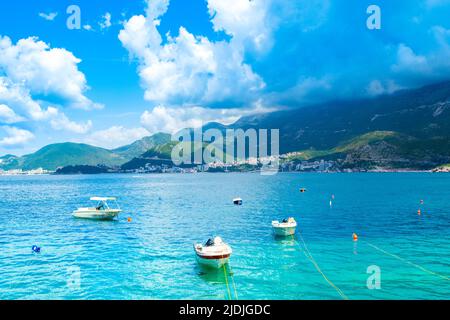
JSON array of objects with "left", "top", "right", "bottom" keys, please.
[
  {"left": 205, "top": 238, "right": 214, "bottom": 247},
  {"left": 91, "top": 199, "right": 120, "bottom": 211}
]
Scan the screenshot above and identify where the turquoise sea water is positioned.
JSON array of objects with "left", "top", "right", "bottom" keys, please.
[{"left": 0, "top": 172, "right": 449, "bottom": 300}]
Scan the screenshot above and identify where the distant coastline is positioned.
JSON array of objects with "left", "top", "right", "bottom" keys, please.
[
  {"left": 3, "top": 81, "right": 450, "bottom": 176},
  {"left": 2, "top": 165, "right": 448, "bottom": 176}
]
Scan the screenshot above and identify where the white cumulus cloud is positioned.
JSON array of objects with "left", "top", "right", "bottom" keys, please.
[
  {"left": 0, "top": 77, "right": 93, "bottom": 135},
  {"left": 50, "top": 112, "right": 92, "bottom": 134},
  {"left": 140, "top": 104, "right": 274, "bottom": 134},
  {"left": 390, "top": 36, "right": 450, "bottom": 86},
  {"left": 84, "top": 126, "right": 150, "bottom": 149},
  {"left": 0, "top": 36, "right": 102, "bottom": 110},
  {"left": 207, "top": 0, "right": 274, "bottom": 52},
  {"left": 392, "top": 44, "right": 431, "bottom": 74},
  {"left": 0, "top": 77, "right": 57, "bottom": 121},
  {"left": 0, "top": 35, "right": 100, "bottom": 150},
  {"left": 0, "top": 104, "right": 26, "bottom": 124},
  {"left": 119, "top": 0, "right": 265, "bottom": 107},
  {"left": 0, "top": 126, "right": 34, "bottom": 147}
]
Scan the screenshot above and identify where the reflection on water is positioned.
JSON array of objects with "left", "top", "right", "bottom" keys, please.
[
  {"left": 273, "top": 236, "right": 296, "bottom": 247},
  {"left": 197, "top": 264, "right": 229, "bottom": 285}
]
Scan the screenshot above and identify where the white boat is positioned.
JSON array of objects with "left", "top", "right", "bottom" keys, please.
[
  {"left": 194, "top": 237, "right": 232, "bottom": 268},
  {"left": 272, "top": 217, "right": 297, "bottom": 236},
  {"left": 72, "top": 197, "right": 121, "bottom": 220},
  {"left": 233, "top": 198, "right": 243, "bottom": 205}
]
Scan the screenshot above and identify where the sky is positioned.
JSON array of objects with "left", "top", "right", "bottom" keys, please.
[{"left": 0, "top": 0, "right": 450, "bottom": 155}]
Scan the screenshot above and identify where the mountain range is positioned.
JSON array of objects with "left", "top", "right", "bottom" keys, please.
[
  {"left": 212, "top": 80, "right": 450, "bottom": 169},
  {"left": 1, "top": 80, "right": 450, "bottom": 171},
  {"left": 0, "top": 133, "right": 172, "bottom": 171},
  {"left": 229, "top": 80, "right": 450, "bottom": 153}
]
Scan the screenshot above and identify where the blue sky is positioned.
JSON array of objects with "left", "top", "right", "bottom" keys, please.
[{"left": 0, "top": 0, "right": 449, "bottom": 155}]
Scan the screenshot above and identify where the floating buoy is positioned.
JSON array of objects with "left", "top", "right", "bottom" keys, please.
[
  {"left": 352, "top": 233, "right": 358, "bottom": 241},
  {"left": 127, "top": 217, "right": 132, "bottom": 222},
  {"left": 417, "top": 209, "right": 421, "bottom": 216},
  {"left": 32, "top": 245, "right": 41, "bottom": 253}
]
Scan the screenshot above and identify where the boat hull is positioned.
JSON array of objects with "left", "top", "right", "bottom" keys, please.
[
  {"left": 272, "top": 226, "right": 296, "bottom": 237},
  {"left": 196, "top": 253, "right": 230, "bottom": 268},
  {"left": 72, "top": 210, "right": 120, "bottom": 220}
]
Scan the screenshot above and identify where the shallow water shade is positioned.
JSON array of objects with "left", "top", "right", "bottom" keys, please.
[{"left": 0, "top": 172, "right": 449, "bottom": 299}]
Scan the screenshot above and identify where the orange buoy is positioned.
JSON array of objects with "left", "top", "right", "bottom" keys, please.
[
  {"left": 417, "top": 209, "right": 421, "bottom": 216},
  {"left": 352, "top": 233, "right": 358, "bottom": 241},
  {"left": 127, "top": 217, "right": 132, "bottom": 222}
]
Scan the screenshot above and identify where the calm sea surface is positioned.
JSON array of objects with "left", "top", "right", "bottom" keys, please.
[{"left": 0, "top": 173, "right": 449, "bottom": 300}]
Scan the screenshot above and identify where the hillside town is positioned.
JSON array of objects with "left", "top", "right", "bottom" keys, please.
[
  {"left": 0, "top": 168, "right": 53, "bottom": 175},
  {"left": 0, "top": 158, "right": 339, "bottom": 175}
]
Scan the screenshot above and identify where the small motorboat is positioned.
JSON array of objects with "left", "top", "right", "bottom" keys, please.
[
  {"left": 72, "top": 197, "right": 121, "bottom": 220},
  {"left": 194, "top": 237, "right": 232, "bottom": 268},
  {"left": 272, "top": 217, "right": 297, "bottom": 236},
  {"left": 233, "top": 198, "right": 243, "bottom": 205}
]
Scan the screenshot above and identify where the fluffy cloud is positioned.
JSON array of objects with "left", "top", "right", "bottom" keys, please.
[
  {"left": 0, "top": 126, "right": 34, "bottom": 147},
  {"left": 391, "top": 31, "right": 450, "bottom": 85},
  {"left": 119, "top": 0, "right": 265, "bottom": 107},
  {"left": 117, "top": 0, "right": 342, "bottom": 111},
  {"left": 0, "top": 36, "right": 101, "bottom": 110},
  {"left": 366, "top": 80, "right": 402, "bottom": 96},
  {"left": 0, "top": 76, "right": 90, "bottom": 132},
  {"left": 141, "top": 106, "right": 225, "bottom": 133},
  {"left": 207, "top": 0, "right": 274, "bottom": 52},
  {"left": 0, "top": 35, "right": 100, "bottom": 148},
  {"left": 432, "top": 26, "right": 450, "bottom": 56},
  {"left": 38, "top": 12, "right": 58, "bottom": 21},
  {"left": 140, "top": 104, "right": 273, "bottom": 134},
  {"left": 50, "top": 112, "right": 92, "bottom": 134},
  {"left": 84, "top": 126, "right": 150, "bottom": 149},
  {"left": 99, "top": 12, "right": 112, "bottom": 30},
  {"left": 0, "top": 77, "right": 57, "bottom": 120},
  {"left": 0, "top": 104, "right": 25, "bottom": 124},
  {"left": 392, "top": 44, "right": 431, "bottom": 75}
]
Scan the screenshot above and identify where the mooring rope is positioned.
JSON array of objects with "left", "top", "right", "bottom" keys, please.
[
  {"left": 365, "top": 241, "right": 450, "bottom": 281},
  {"left": 294, "top": 231, "right": 349, "bottom": 300},
  {"left": 227, "top": 264, "right": 239, "bottom": 300},
  {"left": 222, "top": 263, "right": 232, "bottom": 300}
]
